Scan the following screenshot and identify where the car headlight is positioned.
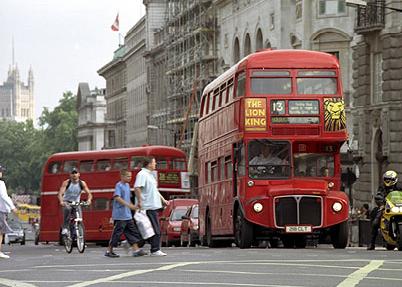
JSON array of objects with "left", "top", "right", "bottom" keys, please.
[
  {"left": 192, "top": 225, "right": 199, "bottom": 230},
  {"left": 173, "top": 227, "right": 181, "bottom": 232},
  {"left": 253, "top": 203, "right": 263, "bottom": 213},
  {"left": 332, "top": 202, "right": 343, "bottom": 212}
]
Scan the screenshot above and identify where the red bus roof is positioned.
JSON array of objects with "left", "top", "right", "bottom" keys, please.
[
  {"left": 204, "top": 49, "right": 339, "bottom": 94},
  {"left": 46, "top": 145, "right": 186, "bottom": 162}
]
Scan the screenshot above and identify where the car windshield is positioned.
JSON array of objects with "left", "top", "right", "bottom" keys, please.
[
  {"left": 294, "top": 153, "right": 334, "bottom": 177},
  {"left": 248, "top": 140, "right": 290, "bottom": 179},
  {"left": 170, "top": 208, "right": 187, "bottom": 221},
  {"left": 8, "top": 220, "right": 22, "bottom": 230},
  {"left": 191, "top": 206, "right": 199, "bottom": 219}
]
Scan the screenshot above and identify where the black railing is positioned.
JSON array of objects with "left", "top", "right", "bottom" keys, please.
[{"left": 355, "top": 1, "right": 385, "bottom": 34}]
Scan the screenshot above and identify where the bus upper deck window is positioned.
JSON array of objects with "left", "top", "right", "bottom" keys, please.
[
  {"left": 79, "top": 160, "right": 94, "bottom": 172},
  {"left": 130, "top": 156, "right": 145, "bottom": 169},
  {"left": 297, "top": 70, "right": 337, "bottom": 95},
  {"left": 48, "top": 161, "right": 61, "bottom": 174},
  {"left": 236, "top": 72, "right": 246, "bottom": 97},
  {"left": 172, "top": 159, "right": 185, "bottom": 170},
  {"left": 96, "top": 159, "right": 111, "bottom": 171},
  {"left": 113, "top": 157, "right": 128, "bottom": 170},
  {"left": 63, "top": 161, "right": 78, "bottom": 173},
  {"left": 251, "top": 78, "right": 291, "bottom": 95},
  {"left": 157, "top": 159, "right": 168, "bottom": 169}
]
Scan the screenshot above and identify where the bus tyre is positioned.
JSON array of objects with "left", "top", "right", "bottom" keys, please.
[
  {"left": 206, "top": 214, "right": 216, "bottom": 248},
  {"left": 234, "top": 209, "right": 253, "bottom": 249},
  {"left": 331, "top": 221, "right": 348, "bottom": 249}
]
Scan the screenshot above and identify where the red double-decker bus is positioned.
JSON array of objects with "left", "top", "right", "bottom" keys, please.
[
  {"left": 197, "top": 49, "right": 349, "bottom": 248},
  {"left": 39, "top": 145, "right": 190, "bottom": 244}
]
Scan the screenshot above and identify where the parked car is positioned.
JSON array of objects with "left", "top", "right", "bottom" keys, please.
[
  {"left": 160, "top": 198, "right": 198, "bottom": 247},
  {"left": 5, "top": 218, "right": 26, "bottom": 245},
  {"left": 180, "top": 204, "right": 199, "bottom": 247}
]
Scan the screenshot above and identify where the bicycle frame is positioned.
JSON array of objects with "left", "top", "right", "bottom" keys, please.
[{"left": 63, "top": 201, "right": 87, "bottom": 253}]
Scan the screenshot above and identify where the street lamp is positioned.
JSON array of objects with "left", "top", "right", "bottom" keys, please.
[{"left": 346, "top": 0, "right": 402, "bottom": 12}]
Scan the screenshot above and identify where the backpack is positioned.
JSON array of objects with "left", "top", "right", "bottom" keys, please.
[{"left": 66, "top": 179, "right": 84, "bottom": 190}]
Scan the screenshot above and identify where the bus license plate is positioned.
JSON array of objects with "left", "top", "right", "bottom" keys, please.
[{"left": 285, "top": 225, "right": 312, "bottom": 233}]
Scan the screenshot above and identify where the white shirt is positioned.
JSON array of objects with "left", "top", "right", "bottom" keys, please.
[
  {"left": 134, "top": 168, "right": 162, "bottom": 210},
  {"left": 250, "top": 155, "right": 283, "bottom": 166},
  {"left": 0, "top": 180, "right": 16, "bottom": 213}
]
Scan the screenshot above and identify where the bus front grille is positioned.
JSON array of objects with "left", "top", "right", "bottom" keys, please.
[{"left": 274, "top": 196, "right": 322, "bottom": 228}]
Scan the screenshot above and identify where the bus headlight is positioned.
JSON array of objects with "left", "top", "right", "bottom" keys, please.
[
  {"left": 253, "top": 203, "right": 263, "bottom": 213},
  {"left": 332, "top": 202, "right": 343, "bottom": 212},
  {"left": 328, "top": 182, "right": 334, "bottom": 188},
  {"left": 248, "top": 180, "right": 254, "bottom": 187}
]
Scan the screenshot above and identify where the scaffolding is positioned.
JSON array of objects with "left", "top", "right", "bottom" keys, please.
[{"left": 165, "top": 0, "right": 218, "bottom": 155}]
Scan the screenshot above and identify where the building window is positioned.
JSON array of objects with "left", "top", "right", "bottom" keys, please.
[
  {"left": 270, "top": 13, "right": 275, "bottom": 30},
  {"left": 296, "top": 1, "right": 303, "bottom": 20},
  {"left": 372, "top": 52, "right": 383, "bottom": 104},
  {"left": 318, "top": 0, "right": 346, "bottom": 16}
]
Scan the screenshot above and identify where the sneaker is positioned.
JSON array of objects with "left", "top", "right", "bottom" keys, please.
[
  {"left": 61, "top": 228, "right": 69, "bottom": 235},
  {"left": 132, "top": 249, "right": 148, "bottom": 257},
  {"left": 0, "top": 252, "right": 10, "bottom": 259},
  {"left": 150, "top": 250, "right": 167, "bottom": 257},
  {"left": 104, "top": 251, "right": 120, "bottom": 258}
]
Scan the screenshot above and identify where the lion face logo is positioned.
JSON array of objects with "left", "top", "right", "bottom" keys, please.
[{"left": 324, "top": 98, "right": 346, "bottom": 131}]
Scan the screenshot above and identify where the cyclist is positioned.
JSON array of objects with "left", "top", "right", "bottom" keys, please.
[{"left": 58, "top": 168, "right": 92, "bottom": 235}]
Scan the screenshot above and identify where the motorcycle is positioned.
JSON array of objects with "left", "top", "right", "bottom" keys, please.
[{"left": 380, "top": 190, "right": 402, "bottom": 250}]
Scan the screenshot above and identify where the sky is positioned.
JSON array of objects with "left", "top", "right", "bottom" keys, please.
[{"left": 0, "top": 0, "right": 145, "bottom": 122}]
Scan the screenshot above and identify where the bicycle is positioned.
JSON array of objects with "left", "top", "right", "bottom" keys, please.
[{"left": 62, "top": 201, "right": 88, "bottom": 253}]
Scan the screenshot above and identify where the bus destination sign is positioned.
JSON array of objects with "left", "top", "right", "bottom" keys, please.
[
  {"left": 159, "top": 172, "right": 180, "bottom": 185},
  {"left": 245, "top": 98, "right": 266, "bottom": 131},
  {"left": 289, "top": 100, "right": 319, "bottom": 115}
]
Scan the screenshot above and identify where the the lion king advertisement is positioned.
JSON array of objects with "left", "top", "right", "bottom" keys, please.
[{"left": 324, "top": 98, "right": 346, "bottom": 131}]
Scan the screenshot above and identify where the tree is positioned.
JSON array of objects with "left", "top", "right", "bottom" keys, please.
[
  {"left": 39, "top": 91, "right": 78, "bottom": 153},
  {"left": 0, "top": 91, "right": 78, "bottom": 195}
]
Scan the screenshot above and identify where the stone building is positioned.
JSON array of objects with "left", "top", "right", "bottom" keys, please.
[
  {"left": 77, "top": 83, "right": 106, "bottom": 151},
  {"left": 0, "top": 64, "right": 34, "bottom": 122},
  {"left": 125, "top": 17, "right": 148, "bottom": 147},
  {"left": 98, "top": 17, "right": 148, "bottom": 148},
  {"left": 98, "top": 45, "right": 128, "bottom": 148},
  {"left": 350, "top": 0, "right": 402, "bottom": 205}
]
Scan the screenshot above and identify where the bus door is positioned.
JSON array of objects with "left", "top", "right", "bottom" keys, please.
[{"left": 233, "top": 142, "right": 246, "bottom": 200}]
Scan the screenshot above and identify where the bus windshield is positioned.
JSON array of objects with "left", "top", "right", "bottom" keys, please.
[
  {"left": 248, "top": 140, "right": 290, "bottom": 179},
  {"left": 294, "top": 153, "right": 334, "bottom": 177}
]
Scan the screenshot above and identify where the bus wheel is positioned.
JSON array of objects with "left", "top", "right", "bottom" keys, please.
[
  {"left": 206, "top": 214, "right": 216, "bottom": 248},
  {"left": 234, "top": 209, "right": 253, "bottom": 249},
  {"left": 331, "top": 221, "right": 348, "bottom": 249}
]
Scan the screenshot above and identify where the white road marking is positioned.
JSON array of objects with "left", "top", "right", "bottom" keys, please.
[
  {"left": 0, "top": 277, "right": 37, "bottom": 287},
  {"left": 67, "top": 262, "right": 196, "bottom": 287},
  {"left": 336, "top": 260, "right": 384, "bottom": 287}
]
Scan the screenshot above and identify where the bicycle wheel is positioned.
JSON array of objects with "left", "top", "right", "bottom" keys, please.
[
  {"left": 76, "top": 222, "right": 86, "bottom": 253},
  {"left": 63, "top": 230, "right": 73, "bottom": 254}
]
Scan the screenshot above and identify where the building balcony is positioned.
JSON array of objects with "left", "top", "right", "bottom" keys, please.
[{"left": 354, "top": 1, "right": 385, "bottom": 34}]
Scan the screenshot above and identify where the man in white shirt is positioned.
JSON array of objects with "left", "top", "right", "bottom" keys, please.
[
  {"left": 250, "top": 145, "right": 283, "bottom": 166},
  {"left": 0, "top": 165, "right": 17, "bottom": 259},
  {"left": 134, "top": 157, "right": 168, "bottom": 256}
]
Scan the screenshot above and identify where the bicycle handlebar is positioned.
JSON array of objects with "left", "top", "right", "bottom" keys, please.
[{"left": 65, "top": 201, "right": 89, "bottom": 207}]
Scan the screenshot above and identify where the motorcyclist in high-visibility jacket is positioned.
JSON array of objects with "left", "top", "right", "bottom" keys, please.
[{"left": 368, "top": 170, "right": 401, "bottom": 250}]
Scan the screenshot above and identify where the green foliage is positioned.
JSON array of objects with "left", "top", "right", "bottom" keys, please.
[
  {"left": 39, "top": 91, "right": 78, "bottom": 153},
  {"left": 0, "top": 91, "right": 78, "bottom": 195}
]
